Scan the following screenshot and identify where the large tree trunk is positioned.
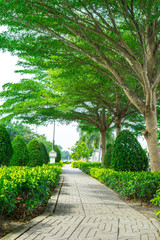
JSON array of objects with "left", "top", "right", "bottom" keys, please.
[
  {"left": 115, "top": 118, "right": 121, "bottom": 137},
  {"left": 100, "top": 131, "right": 106, "bottom": 167},
  {"left": 142, "top": 105, "right": 160, "bottom": 172}
]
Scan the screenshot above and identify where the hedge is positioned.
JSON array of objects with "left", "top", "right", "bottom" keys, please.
[
  {"left": 71, "top": 160, "right": 85, "bottom": 168},
  {"left": 27, "top": 138, "right": 43, "bottom": 167},
  {"left": 77, "top": 162, "right": 160, "bottom": 207},
  {"left": 10, "top": 135, "right": 29, "bottom": 166},
  {"left": 0, "top": 124, "right": 13, "bottom": 166},
  {"left": 0, "top": 164, "right": 62, "bottom": 217},
  {"left": 111, "top": 130, "right": 148, "bottom": 171}
]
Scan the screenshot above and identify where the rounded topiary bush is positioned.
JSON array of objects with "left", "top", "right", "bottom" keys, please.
[
  {"left": 27, "top": 138, "right": 43, "bottom": 167},
  {"left": 103, "top": 143, "right": 113, "bottom": 168},
  {"left": 54, "top": 145, "right": 61, "bottom": 163},
  {"left": 111, "top": 130, "right": 148, "bottom": 171},
  {"left": 0, "top": 124, "right": 13, "bottom": 166},
  {"left": 10, "top": 135, "right": 29, "bottom": 166},
  {"left": 40, "top": 142, "right": 49, "bottom": 164}
]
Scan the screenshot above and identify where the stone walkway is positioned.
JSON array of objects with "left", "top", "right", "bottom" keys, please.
[{"left": 16, "top": 165, "right": 159, "bottom": 240}]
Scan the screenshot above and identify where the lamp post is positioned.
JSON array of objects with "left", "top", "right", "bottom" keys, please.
[
  {"left": 49, "top": 121, "right": 57, "bottom": 163},
  {"left": 52, "top": 120, "right": 55, "bottom": 151}
]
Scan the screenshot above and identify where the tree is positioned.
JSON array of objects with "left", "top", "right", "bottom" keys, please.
[
  {"left": 103, "top": 143, "right": 113, "bottom": 169},
  {"left": 0, "top": 124, "right": 13, "bottom": 166},
  {"left": 36, "top": 135, "right": 52, "bottom": 153},
  {"left": 54, "top": 145, "right": 61, "bottom": 163},
  {"left": 27, "top": 138, "right": 43, "bottom": 167},
  {"left": 111, "top": 130, "right": 148, "bottom": 172},
  {"left": 0, "top": 59, "right": 144, "bottom": 165},
  {"left": 0, "top": 1, "right": 159, "bottom": 171},
  {"left": 0, "top": 69, "right": 116, "bottom": 164},
  {"left": 4, "top": 121, "right": 52, "bottom": 152},
  {"left": 71, "top": 141, "right": 94, "bottom": 162},
  {"left": 61, "top": 150, "right": 70, "bottom": 160},
  {"left": 4, "top": 121, "right": 36, "bottom": 143},
  {"left": 39, "top": 142, "right": 49, "bottom": 164},
  {"left": 10, "top": 135, "right": 29, "bottom": 166}
]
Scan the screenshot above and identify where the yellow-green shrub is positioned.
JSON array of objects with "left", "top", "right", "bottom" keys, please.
[
  {"left": 0, "top": 164, "right": 62, "bottom": 216},
  {"left": 71, "top": 160, "right": 84, "bottom": 168}
]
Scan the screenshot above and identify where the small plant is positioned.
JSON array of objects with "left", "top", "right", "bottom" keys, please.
[
  {"left": 27, "top": 138, "right": 43, "bottom": 167},
  {"left": 10, "top": 135, "right": 29, "bottom": 166},
  {"left": 151, "top": 188, "right": 160, "bottom": 217},
  {"left": 111, "top": 130, "right": 148, "bottom": 171},
  {"left": 0, "top": 124, "right": 13, "bottom": 166}
]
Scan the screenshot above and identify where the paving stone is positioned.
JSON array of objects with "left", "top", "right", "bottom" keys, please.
[{"left": 14, "top": 165, "right": 160, "bottom": 240}]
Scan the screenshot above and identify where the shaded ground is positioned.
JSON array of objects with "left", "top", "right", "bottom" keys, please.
[{"left": 0, "top": 204, "right": 47, "bottom": 238}]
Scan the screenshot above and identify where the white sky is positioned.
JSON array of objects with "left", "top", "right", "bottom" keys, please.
[{"left": 0, "top": 50, "right": 79, "bottom": 151}]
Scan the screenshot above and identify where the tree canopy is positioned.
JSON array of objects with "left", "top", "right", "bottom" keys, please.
[{"left": 0, "top": 0, "right": 159, "bottom": 170}]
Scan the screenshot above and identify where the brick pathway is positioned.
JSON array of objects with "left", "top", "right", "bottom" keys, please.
[{"left": 16, "top": 165, "right": 160, "bottom": 240}]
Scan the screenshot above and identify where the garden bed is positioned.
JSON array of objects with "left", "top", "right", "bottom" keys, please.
[{"left": 0, "top": 163, "right": 62, "bottom": 238}]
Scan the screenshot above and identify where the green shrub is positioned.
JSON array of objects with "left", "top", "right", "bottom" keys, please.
[
  {"left": 0, "top": 124, "right": 13, "bottom": 166},
  {"left": 0, "top": 164, "right": 62, "bottom": 217},
  {"left": 71, "top": 160, "right": 84, "bottom": 168},
  {"left": 151, "top": 188, "right": 160, "bottom": 217},
  {"left": 79, "top": 162, "right": 102, "bottom": 174},
  {"left": 40, "top": 142, "right": 49, "bottom": 164},
  {"left": 90, "top": 168, "right": 160, "bottom": 202},
  {"left": 54, "top": 145, "right": 61, "bottom": 163},
  {"left": 111, "top": 130, "right": 148, "bottom": 171},
  {"left": 63, "top": 161, "right": 71, "bottom": 164},
  {"left": 78, "top": 162, "right": 160, "bottom": 203},
  {"left": 103, "top": 143, "right": 113, "bottom": 168},
  {"left": 10, "top": 135, "right": 29, "bottom": 166},
  {"left": 27, "top": 138, "right": 43, "bottom": 167}
]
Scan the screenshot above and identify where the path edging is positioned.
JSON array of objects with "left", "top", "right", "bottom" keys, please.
[{"left": 1, "top": 175, "right": 64, "bottom": 240}]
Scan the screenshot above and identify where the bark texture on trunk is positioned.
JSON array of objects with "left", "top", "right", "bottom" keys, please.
[
  {"left": 142, "top": 108, "right": 160, "bottom": 172},
  {"left": 116, "top": 119, "right": 121, "bottom": 137},
  {"left": 100, "top": 131, "right": 106, "bottom": 167}
]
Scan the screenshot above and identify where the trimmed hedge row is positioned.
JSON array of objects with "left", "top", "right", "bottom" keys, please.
[
  {"left": 71, "top": 160, "right": 85, "bottom": 168},
  {"left": 0, "top": 164, "right": 62, "bottom": 217},
  {"left": 79, "top": 162, "right": 101, "bottom": 174},
  {"left": 78, "top": 162, "right": 160, "bottom": 210}
]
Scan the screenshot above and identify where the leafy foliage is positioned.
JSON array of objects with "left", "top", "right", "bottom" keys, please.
[
  {"left": 71, "top": 160, "right": 84, "bottom": 168},
  {"left": 111, "top": 130, "right": 148, "bottom": 171},
  {"left": 151, "top": 188, "right": 160, "bottom": 217},
  {"left": 0, "top": 164, "right": 62, "bottom": 217},
  {"left": 27, "top": 138, "right": 43, "bottom": 167},
  {"left": 54, "top": 145, "right": 61, "bottom": 163},
  {"left": 0, "top": 0, "right": 159, "bottom": 171},
  {"left": 71, "top": 141, "right": 94, "bottom": 161},
  {"left": 78, "top": 162, "right": 160, "bottom": 203},
  {"left": 40, "top": 142, "right": 49, "bottom": 164},
  {"left": 5, "top": 122, "right": 36, "bottom": 143},
  {"left": 0, "top": 124, "right": 13, "bottom": 166},
  {"left": 61, "top": 150, "right": 70, "bottom": 160},
  {"left": 79, "top": 162, "right": 101, "bottom": 174},
  {"left": 36, "top": 135, "right": 52, "bottom": 153},
  {"left": 103, "top": 143, "right": 113, "bottom": 169},
  {"left": 5, "top": 121, "right": 52, "bottom": 152},
  {"left": 10, "top": 135, "right": 29, "bottom": 166}
]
